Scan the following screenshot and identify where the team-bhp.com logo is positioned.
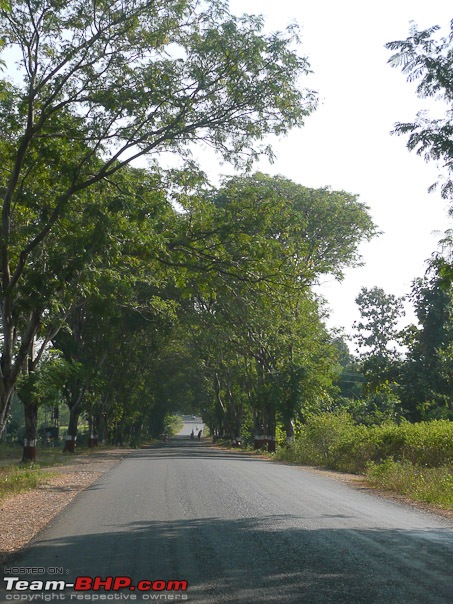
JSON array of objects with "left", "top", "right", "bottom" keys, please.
[{"left": 4, "top": 576, "right": 188, "bottom": 592}]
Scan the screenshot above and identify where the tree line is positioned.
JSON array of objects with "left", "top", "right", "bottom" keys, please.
[
  {"left": 0, "top": 1, "right": 452, "bottom": 461},
  {"left": 343, "top": 18, "right": 453, "bottom": 427}
]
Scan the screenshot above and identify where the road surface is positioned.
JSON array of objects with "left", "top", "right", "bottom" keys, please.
[{"left": 2, "top": 420, "right": 452, "bottom": 603}]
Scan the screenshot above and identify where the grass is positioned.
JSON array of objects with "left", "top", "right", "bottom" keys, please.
[
  {"left": 0, "top": 464, "right": 53, "bottom": 503},
  {"left": 366, "top": 460, "right": 453, "bottom": 509},
  {"left": 0, "top": 443, "right": 77, "bottom": 467},
  {"left": 0, "top": 442, "right": 116, "bottom": 503}
]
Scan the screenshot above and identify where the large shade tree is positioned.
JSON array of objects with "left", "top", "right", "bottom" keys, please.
[
  {"left": 171, "top": 174, "right": 377, "bottom": 450},
  {"left": 0, "top": 0, "right": 318, "bottom": 436},
  {"left": 400, "top": 259, "right": 453, "bottom": 420}
]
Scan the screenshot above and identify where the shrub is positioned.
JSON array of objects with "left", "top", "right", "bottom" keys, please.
[
  {"left": 276, "top": 413, "right": 453, "bottom": 473},
  {"left": 274, "top": 412, "right": 453, "bottom": 509}
]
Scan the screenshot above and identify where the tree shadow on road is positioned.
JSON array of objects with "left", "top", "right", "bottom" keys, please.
[{"left": 4, "top": 512, "right": 453, "bottom": 604}]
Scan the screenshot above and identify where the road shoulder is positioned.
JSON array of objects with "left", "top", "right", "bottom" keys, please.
[
  {"left": 209, "top": 442, "right": 453, "bottom": 522},
  {"left": 0, "top": 448, "right": 130, "bottom": 564}
]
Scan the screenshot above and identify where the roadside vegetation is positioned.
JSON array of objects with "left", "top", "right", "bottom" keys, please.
[
  {"left": 0, "top": 464, "right": 53, "bottom": 504},
  {"left": 0, "top": 444, "right": 65, "bottom": 503},
  {"left": 275, "top": 412, "right": 453, "bottom": 510},
  {"left": 164, "top": 415, "right": 184, "bottom": 439}
]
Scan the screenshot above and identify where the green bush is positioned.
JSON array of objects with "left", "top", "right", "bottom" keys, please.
[
  {"left": 276, "top": 414, "right": 453, "bottom": 473},
  {"left": 278, "top": 411, "right": 356, "bottom": 469},
  {"left": 401, "top": 421, "right": 453, "bottom": 466}
]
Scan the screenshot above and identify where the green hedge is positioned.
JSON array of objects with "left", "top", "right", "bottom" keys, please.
[{"left": 277, "top": 412, "right": 453, "bottom": 473}]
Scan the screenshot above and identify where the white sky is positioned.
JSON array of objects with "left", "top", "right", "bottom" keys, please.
[{"left": 215, "top": 0, "right": 453, "bottom": 336}]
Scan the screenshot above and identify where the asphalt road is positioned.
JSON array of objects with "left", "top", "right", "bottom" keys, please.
[{"left": 2, "top": 421, "right": 453, "bottom": 603}]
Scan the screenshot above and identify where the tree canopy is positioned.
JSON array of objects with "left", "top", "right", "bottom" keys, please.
[{"left": 0, "top": 0, "right": 318, "bottom": 438}]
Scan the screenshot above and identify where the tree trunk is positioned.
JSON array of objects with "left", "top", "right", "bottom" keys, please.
[
  {"left": 22, "top": 400, "right": 38, "bottom": 462},
  {"left": 0, "top": 309, "right": 41, "bottom": 437},
  {"left": 253, "top": 403, "right": 276, "bottom": 452},
  {"left": 19, "top": 348, "right": 42, "bottom": 462},
  {"left": 63, "top": 384, "right": 85, "bottom": 452},
  {"left": 88, "top": 415, "right": 98, "bottom": 448},
  {"left": 99, "top": 413, "right": 108, "bottom": 444},
  {"left": 0, "top": 384, "right": 15, "bottom": 441},
  {"left": 63, "top": 406, "right": 79, "bottom": 453},
  {"left": 253, "top": 410, "right": 266, "bottom": 450},
  {"left": 213, "top": 373, "right": 226, "bottom": 439},
  {"left": 284, "top": 418, "right": 295, "bottom": 444}
]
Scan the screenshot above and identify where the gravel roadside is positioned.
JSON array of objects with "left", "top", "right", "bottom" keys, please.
[{"left": 0, "top": 448, "right": 131, "bottom": 564}]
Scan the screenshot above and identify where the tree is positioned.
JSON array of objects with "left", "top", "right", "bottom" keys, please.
[
  {"left": 329, "top": 336, "right": 370, "bottom": 423},
  {"left": 17, "top": 349, "right": 73, "bottom": 461},
  {"left": 174, "top": 174, "right": 377, "bottom": 449},
  {"left": 210, "top": 174, "right": 376, "bottom": 285},
  {"left": 353, "top": 287, "right": 404, "bottom": 419},
  {"left": 386, "top": 20, "right": 453, "bottom": 201},
  {"left": 0, "top": 0, "right": 318, "bottom": 437},
  {"left": 400, "top": 259, "right": 453, "bottom": 420}
]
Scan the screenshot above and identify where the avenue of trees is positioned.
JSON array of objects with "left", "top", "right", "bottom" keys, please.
[
  {"left": 1, "top": 4, "right": 452, "bottom": 461},
  {"left": 0, "top": 0, "right": 321, "bottom": 458}
]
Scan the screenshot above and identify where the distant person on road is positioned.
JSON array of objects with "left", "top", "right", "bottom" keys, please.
[
  {"left": 190, "top": 429, "right": 194, "bottom": 440},
  {"left": 197, "top": 429, "right": 202, "bottom": 440}
]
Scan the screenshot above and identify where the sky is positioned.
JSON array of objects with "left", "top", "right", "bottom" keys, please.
[{"left": 199, "top": 0, "right": 453, "bottom": 337}]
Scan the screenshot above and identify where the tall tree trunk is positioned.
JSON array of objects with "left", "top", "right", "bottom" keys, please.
[
  {"left": 266, "top": 401, "right": 277, "bottom": 452},
  {"left": 88, "top": 415, "right": 98, "bottom": 448},
  {"left": 253, "top": 402, "right": 276, "bottom": 452},
  {"left": 0, "top": 310, "right": 41, "bottom": 437},
  {"left": 20, "top": 346, "right": 42, "bottom": 462},
  {"left": 283, "top": 418, "right": 295, "bottom": 443},
  {"left": 64, "top": 405, "right": 80, "bottom": 453},
  {"left": 99, "top": 412, "right": 108, "bottom": 444},
  {"left": 22, "top": 400, "right": 38, "bottom": 462},
  {"left": 0, "top": 384, "right": 15, "bottom": 440},
  {"left": 253, "top": 409, "right": 266, "bottom": 450},
  {"left": 63, "top": 386, "right": 85, "bottom": 453},
  {"left": 213, "top": 373, "right": 226, "bottom": 439}
]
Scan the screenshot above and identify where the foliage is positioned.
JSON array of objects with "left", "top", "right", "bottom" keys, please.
[
  {"left": 352, "top": 287, "right": 404, "bottom": 408},
  {"left": 366, "top": 459, "right": 453, "bottom": 508},
  {"left": 386, "top": 20, "right": 453, "bottom": 201},
  {"left": 0, "top": 0, "right": 317, "bottom": 438},
  {"left": 276, "top": 412, "right": 453, "bottom": 474},
  {"left": 399, "top": 259, "right": 453, "bottom": 420},
  {"left": 162, "top": 173, "right": 376, "bottom": 448},
  {"left": 164, "top": 415, "right": 184, "bottom": 437},
  {"left": 353, "top": 287, "right": 404, "bottom": 358}
]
